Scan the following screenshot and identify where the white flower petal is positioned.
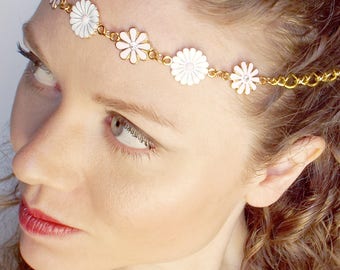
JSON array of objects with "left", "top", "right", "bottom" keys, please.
[
  {"left": 129, "top": 28, "right": 138, "bottom": 42},
  {"left": 72, "top": 8, "right": 82, "bottom": 18},
  {"left": 120, "top": 48, "right": 131, "bottom": 60},
  {"left": 174, "top": 72, "right": 183, "bottom": 82},
  {"left": 186, "top": 74, "right": 193, "bottom": 86},
  {"left": 88, "top": 3, "right": 96, "bottom": 14},
  {"left": 247, "top": 62, "right": 254, "bottom": 73},
  {"left": 171, "top": 67, "right": 182, "bottom": 76},
  {"left": 189, "top": 48, "right": 196, "bottom": 61},
  {"left": 119, "top": 32, "right": 132, "bottom": 43},
  {"left": 233, "top": 65, "right": 244, "bottom": 75},
  {"left": 116, "top": 41, "right": 130, "bottom": 50},
  {"left": 252, "top": 76, "right": 260, "bottom": 83},
  {"left": 75, "top": 1, "right": 82, "bottom": 11},
  {"left": 176, "top": 51, "right": 184, "bottom": 61},
  {"left": 181, "top": 72, "right": 190, "bottom": 85},
  {"left": 231, "top": 80, "right": 243, "bottom": 89},
  {"left": 136, "top": 49, "right": 147, "bottom": 60},
  {"left": 137, "top": 43, "right": 151, "bottom": 51},
  {"left": 192, "top": 73, "right": 201, "bottom": 84},
  {"left": 130, "top": 50, "right": 137, "bottom": 64},
  {"left": 241, "top": 62, "right": 248, "bottom": 72},
  {"left": 135, "top": 33, "right": 148, "bottom": 44},
  {"left": 251, "top": 68, "right": 259, "bottom": 77},
  {"left": 250, "top": 81, "right": 257, "bottom": 91},
  {"left": 193, "top": 50, "right": 203, "bottom": 62},
  {"left": 182, "top": 48, "right": 190, "bottom": 59},
  {"left": 237, "top": 83, "right": 246, "bottom": 94},
  {"left": 230, "top": 73, "right": 242, "bottom": 80},
  {"left": 49, "top": 0, "right": 61, "bottom": 8},
  {"left": 89, "top": 21, "right": 98, "bottom": 30},
  {"left": 84, "top": 0, "right": 91, "bottom": 13},
  {"left": 245, "top": 84, "right": 251, "bottom": 95}
]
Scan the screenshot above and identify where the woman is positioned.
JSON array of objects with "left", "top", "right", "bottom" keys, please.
[{"left": 1, "top": 0, "right": 339, "bottom": 269}]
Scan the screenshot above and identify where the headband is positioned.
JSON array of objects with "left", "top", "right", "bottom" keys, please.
[{"left": 49, "top": 0, "right": 339, "bottom": 95}]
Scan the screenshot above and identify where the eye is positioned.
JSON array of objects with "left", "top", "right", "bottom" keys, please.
[
  {"left": 32, "top": 64, "right": 57, "bottom": 87},
  {"left": 109, "top": 114, "right": 154, "bottom": 151},
  {"left": 17, "top": 43, "right": 57, "bottom": 87}
]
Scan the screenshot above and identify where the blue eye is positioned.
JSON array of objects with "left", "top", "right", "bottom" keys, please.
[{"left": 110, "top": 114, "right": 153, "bottom": 150}]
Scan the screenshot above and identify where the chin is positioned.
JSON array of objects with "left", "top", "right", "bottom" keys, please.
[{"left": 19, "top": 232, "right": 82, "bottom": 270}]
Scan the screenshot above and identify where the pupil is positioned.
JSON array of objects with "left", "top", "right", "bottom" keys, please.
[{"left": 111, "top": 116, "right": 124, "bottom": 136}]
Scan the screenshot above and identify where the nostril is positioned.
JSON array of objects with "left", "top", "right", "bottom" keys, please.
[{"left": 55, "top": 83, "right": 62, "bottom": 92}]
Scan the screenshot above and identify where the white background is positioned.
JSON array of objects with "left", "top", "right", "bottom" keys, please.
[{"left": 0, "top": 1, "right": 41, "bottom": 130}]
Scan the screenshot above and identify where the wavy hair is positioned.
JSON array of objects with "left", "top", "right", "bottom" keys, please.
[
  {"left": 190, "top": 0, "right": 340, "bottom": 269},
  {"left": 1, "top": 0, "right": 339, "bottom": 269}
]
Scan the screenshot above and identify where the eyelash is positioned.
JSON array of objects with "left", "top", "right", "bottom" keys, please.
[
  {"left": 17, "top": 42, "right": 157, "bottom": 160},
  {"left": 104, "top": 113, "right": 157, "bottom": 160},
  {"left": 17, "top": 43, "right": 54, "bottom": 94}
]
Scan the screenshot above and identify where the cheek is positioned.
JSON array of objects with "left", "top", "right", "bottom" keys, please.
[
  {"left": 10, "top": 76, "right": 60, "bottom": 151},
  {"left": 86, "top": 151, "right": 245, "bottom": 262}
]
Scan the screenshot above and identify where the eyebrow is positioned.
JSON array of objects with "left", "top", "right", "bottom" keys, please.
[
  {"left": 93, "top": 94, "right": 176, "bottom": 129},
  {"left": 23, "top": 22, "right": 175, "bottom": 129},
  {"left": 22, "top": 21, "right": 50, "bottom": 66}
]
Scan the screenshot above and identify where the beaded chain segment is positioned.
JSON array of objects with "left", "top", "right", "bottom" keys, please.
[{"left": 49, "top": 0, "right": 339, "bottom": 95}]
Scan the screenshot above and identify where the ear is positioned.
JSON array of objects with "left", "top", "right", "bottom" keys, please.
[{"left": 246, "top": 136, "right": 325, "bottom": 207}]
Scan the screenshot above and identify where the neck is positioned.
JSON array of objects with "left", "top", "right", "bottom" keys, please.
[{"left": 120, "top": 201, "right": 247, "bottom": 270}]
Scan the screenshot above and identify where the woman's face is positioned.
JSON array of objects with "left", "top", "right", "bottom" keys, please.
[{"left": 10, "top": 0, "right": 268, "bottom": 269}]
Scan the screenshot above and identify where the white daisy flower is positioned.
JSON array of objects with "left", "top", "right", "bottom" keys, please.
[
  {"left": 170, "top": 48, "right": 209, "bottom": 86},
  {"left": 70, "top": 0, "right": 99, "bottom": 39},
  {"left": 49, "top": 0, "right": 61, "bottom": 9},
  {"left": 230, "top": 62, "right": 260, "bottom": 95},
  {"left": 116, "top": 28, "right": 151, "bottom": 64}
]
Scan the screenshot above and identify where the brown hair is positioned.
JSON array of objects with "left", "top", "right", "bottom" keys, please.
[
  {"left": 190, "top": 0, "right": 340, "bottom": 269},
  {"left": 1, "top": 0, "right": 339, "bottom": 269}
]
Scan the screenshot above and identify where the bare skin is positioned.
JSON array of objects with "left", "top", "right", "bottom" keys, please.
[{"left": 10, "top": 1, "right": 325, "bottom": 270}]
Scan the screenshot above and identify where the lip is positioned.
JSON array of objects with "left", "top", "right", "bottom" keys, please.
[{"left": 19, "top": 199, "right": 80, "bottom": 237}]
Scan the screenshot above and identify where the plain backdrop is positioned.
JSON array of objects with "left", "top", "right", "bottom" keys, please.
[{"left": 0, "top": 1, "right": 41, "bottom": 130}]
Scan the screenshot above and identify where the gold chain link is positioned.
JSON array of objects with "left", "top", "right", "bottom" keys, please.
[
  {"left": 260, "top": 69, "right": 340, "bottom": 89},
  {"left": 208, "top": 68, "right": 230, "bottom": 81},
  {"left": 97, "top": 24, "right": 121, "bottom": 42},
  {"left": 59, "top": 0, "right": 72, "bottom": 13},
  {"left": 148, "top": 49, "right": 172, "bottom": 66}
]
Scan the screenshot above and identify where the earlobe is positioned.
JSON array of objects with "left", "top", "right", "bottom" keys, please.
[{"left": 246, "top": 136, "right": 325, "bottom": 208}]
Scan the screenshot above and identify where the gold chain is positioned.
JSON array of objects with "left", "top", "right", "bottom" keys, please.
[
  {"left": 260, "top": 69, "right": 340, "bottom": 89},
  {"left": 59, "top": 0, "right": 72, "bottom": 13},
  {"left": 148, "top": 50, "right": 172, "bottom": 66},
  {"left": 97, "top": 24, "right": 121, "bottom": 42},
  {"left": 207, "top": 68, "right": 230, "bottom": 81},
  {"left": 53, "top": 1, "right": 340, "bottom": 91}
]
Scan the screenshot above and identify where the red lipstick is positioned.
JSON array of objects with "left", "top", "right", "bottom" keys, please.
[{"left": 19, "top": 200, "right": 79, "bottom": 236}]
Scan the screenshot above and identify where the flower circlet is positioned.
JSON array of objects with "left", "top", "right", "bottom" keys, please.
[
  {"left": 230, "top": 62, "right": 260, "bottom": 95},
  {"left": 49, "top": 0, "right": 340, "bottom": 94},
  {"left": 116, "top": 28, "right": 151, "bottom": 64},
  {"left": 49, "top": 0, "right": 61, "bottom": 9},
  {"left": 171, "top": 48, "right": 209, "bottom": 86},
  {"left": 70, "top": 0, "right": 99, "bottom": 39}
]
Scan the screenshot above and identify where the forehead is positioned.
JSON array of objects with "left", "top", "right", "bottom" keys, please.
[
  {"left": 31, "top": 0, "right": 265, "bottom": 70},
  {"left": 27, "top": 0, "right": 265, "bottom": 126}
]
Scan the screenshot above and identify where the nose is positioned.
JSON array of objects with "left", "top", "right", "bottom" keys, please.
[{"left": 12, "top": 106, "right": 88, "bottom": 191}]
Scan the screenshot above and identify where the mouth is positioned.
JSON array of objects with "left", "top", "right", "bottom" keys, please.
[{"left": 19, "top": 199, "right": 80, "bottom": 237}]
